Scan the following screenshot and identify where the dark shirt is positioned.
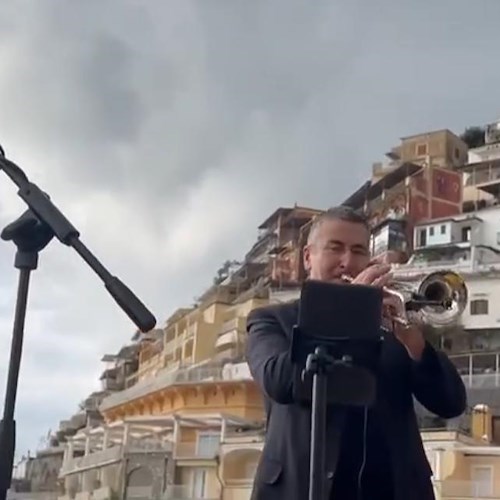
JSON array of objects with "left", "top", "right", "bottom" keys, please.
[{"left": 331, "top": 407, "right": 394, "bottom": 500}]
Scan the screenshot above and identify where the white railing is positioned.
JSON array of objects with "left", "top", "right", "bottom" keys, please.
[
  {"left": 163, "top": 484, "right": 218, "bottom": 499},
  {"left": 215, "top": 331, "right": 239, "bottom": 349},
  {"left": 219, "top": 318, "right": 241, "bottom": 335},
  {"left": 61, "top": 439, "right": 172, "bottom": 474},
  {"left": 435, "top": 479, "right": 495, "bottom": 498},
  {"left": 60, "top": 446, "right": 123, "bottom": 474},
  {"left": 126, "top": 437, "right": 171, "bottom": 452},
  {"left": 125, "top": 486, "right": 153, "bottom": 498},
  {"left": 164, "top": 337, "right": 182, "bottom": 354},
  {"left": 100, "top": 364, "right": 251, "bottom": 410},
  {"left": 7, "top": 493, "right": 58, "bottom": 500},
  {"left": 393, "top": 260, "right": 475, "bottom": 276},
  {"left": 174, "top": 442, "right": 219, "bottom": 459},
  {"left": 462, "top": 373, "right": 500, "bottom": 388},
  {"left": 393, "top": 260, "right": 500, "bottom": 278}
]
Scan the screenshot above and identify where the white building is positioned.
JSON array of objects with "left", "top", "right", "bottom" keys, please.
[
  {"left": 412, "top": 207, "right": 500, "bottom": 251},
  {"left": 11, "top": 455, "right": 30, "bottom": 481},
  {"left": 392, "top": 206, "right": 500, "bottom": 384},
  {"left": 394, "top": 207, "right": 500, "bottom": 330},
  {"left": 468, "top": 118, "right": 500, "bottom": 163}
]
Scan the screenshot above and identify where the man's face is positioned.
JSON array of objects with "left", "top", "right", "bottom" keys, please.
[{"left": 303, "top": 218, "right": 371, "bottom": 282}]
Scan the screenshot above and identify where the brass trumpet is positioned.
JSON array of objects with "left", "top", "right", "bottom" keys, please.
[{"left": 341, "top": 270, "right": 468, "bottom": 328}]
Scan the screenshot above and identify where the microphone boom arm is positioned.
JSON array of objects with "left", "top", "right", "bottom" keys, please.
[
  {"left": 0, "top": 150, "right": 156, "bottom": 331},
  {"left": 0, "top": 146, "right": 156, "bottom": 500}
]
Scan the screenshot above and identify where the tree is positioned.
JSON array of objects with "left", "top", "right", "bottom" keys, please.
[
  {"left": 460, "top": 126, "right": 486, "bottom": 149},
  {"left": 213, "top": 259, "right": 241, "bottom": 285}
]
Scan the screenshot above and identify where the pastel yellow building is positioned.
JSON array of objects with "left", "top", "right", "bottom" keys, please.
[
  {"left": 424, "top": 406, "right": 500, "bottom": 499},
  {"left": 57, "top": 284, "right": 269, "bottom": 499}
]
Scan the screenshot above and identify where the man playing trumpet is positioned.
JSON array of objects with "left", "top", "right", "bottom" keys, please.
[{"left": 246, "top": 206, "right": 467, "bottom": 500}]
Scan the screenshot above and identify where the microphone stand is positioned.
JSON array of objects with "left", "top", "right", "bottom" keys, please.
[
  {"left": 0, "top": 146, "right": 156, "bottom": 500},
  {"left": 290, "top": 280, "right": 385, "bottom": 500}
]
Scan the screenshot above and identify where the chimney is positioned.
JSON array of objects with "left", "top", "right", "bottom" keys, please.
[{"left": 472, "top": 404, "right": 493, "bottom": 443}]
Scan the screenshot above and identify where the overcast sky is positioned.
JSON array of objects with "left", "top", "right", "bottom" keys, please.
[{"left": 1, "top": 0, "right": 499, "bottom": 457}]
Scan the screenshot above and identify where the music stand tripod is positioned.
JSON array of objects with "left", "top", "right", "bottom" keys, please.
[
  {"left": 0, "top": 146, "right": 157, "bottom": 500},
  {"left": 290, "top": 280, "right": 385, "bottom": 500}
]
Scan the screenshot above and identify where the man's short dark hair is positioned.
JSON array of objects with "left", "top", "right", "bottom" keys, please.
[{"left": 307, "top": 205, "right": 369, "bottom": 244}]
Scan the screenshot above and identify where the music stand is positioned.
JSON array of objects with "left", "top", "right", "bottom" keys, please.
[{"left": 290, "top": 279, "right": 385, "bottom": 500}]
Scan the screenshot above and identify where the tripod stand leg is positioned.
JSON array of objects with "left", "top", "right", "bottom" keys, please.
[
  {"left": 310, "top": 369, "right": 328, "bottom": 500},
  {"left": 0, "top": 268, "right": 32, "bottom": 500}
]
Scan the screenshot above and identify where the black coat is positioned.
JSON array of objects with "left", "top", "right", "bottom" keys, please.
[{"left": 245, "top": 301, "right": 467, "bottom": 500}]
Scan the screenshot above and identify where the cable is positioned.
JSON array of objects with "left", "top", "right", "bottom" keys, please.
[{"left": 357, "top": 406, "right": 368, "bottom": 500}]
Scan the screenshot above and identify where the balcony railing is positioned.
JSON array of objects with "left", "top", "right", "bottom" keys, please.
[
  {"left": 434, "top": 479, "right": 495, "bottom": 498},
  {"left": 164, "top": 338, "right": 182, "bottom": 354},
  {"left": 462, "top": 373, "right": 500, "bottom": 389},
  {"left": 174, "top": 442, "right": 219, "bottom": 459},
  {"left": 164, "top": 484, "right": 217, "bottom": 500},
  {"left": 219, "top": 318, "right": 241, "bottom": 335},
  {"left": 127, "top": 436, "right": 171, "bottom": 452},
  {"left": 61, "top": 439, "right": 172, "bottom": 475},
  {"left": 215, "top": 331, "right": 239, "bottom": 350},
  {"left": 394, "top": 259, "right": 500, "bottom": 278},
  {"left": 124, "top": 486, "right": 153, "bottom": 499},
  {"left": 100, "top": 364, "right": 252, "bottom": 411},
  {"left": 450, "top": 351, "right": 499, "bottom": 373},
  {"left": 60, "top": 446, "right": 123, "bottom": 474},
  {"left": 125, "top": 372, "right": 138, "bottom": 388},
  {"left": 7, "top": 494, "right": 58, "bottom": 500},
  {"left": 393, "top": 259, "right": 476, "bottom": 277}
]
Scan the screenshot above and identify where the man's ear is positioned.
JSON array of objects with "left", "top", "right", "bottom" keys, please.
[{"left": 303, "top": 244, "right": 311, "bottom": 273}]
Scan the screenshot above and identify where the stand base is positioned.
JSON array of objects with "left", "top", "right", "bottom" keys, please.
[
  {"left": 0, "top": 420, "right": 15, "bottom": 494},
  {"left": 0, "top": 211, "right": 53, "bottom": 500}
]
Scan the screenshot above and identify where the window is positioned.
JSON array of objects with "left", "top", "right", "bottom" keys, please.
[
  {"left": 471, "top": 466, "right": 493, "bottom": 496},
  {"left": 436, "top": 174, "right": 447, "bottom": 195},
  {"left": 470, "top": 300, "right": 488, "bottom": 315},
  {"left": 416, "top": 143, "right": 428, "bottom": 156},
  {"left": 197, "top": 432, "right": 220, "bottom": 458},
  {"left": 440, "top": 225, "right": 446, "bottom": 234},
  {"left": 462, "top": 226, "right": 471, "bottom": 242},
  {"left": 191, "top": 469, "right": 207, "bottom": 498},
  {"left": 429, "top": 227, "right": 435, "bottom": 236},
  {"left": 419, "top": 229, "right": 427, "bottom": 247}
]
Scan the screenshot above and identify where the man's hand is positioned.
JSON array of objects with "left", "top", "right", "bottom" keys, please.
[
  {"left": 382, "top": 294, "right": 426, "bottom": 361},
  {"left": 350, "top": 262, "right": 426, "bottom": 361},
  {"left": 350, "top": 263, "right": 393, "bottom": 288}
]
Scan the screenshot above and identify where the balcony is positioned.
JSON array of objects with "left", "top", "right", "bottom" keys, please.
[
  {"left": 372, "top": 159, "right": 401, "bottom": 178},
  {"left": 219, "top": 318, "right": 242, "bottom": 335},
  {"left": 164, "top": 484, "right": 218, "bottom": 500},
  {"left": 165, "top": 337, "right": 182, "bottom": 354},
  {"left": 462, "top": 373, "right": 500, "bottom": 389},
  {"left": 174, "top": 442, "right": 219, "bottom": 460},
  {"left": 100, "top": 377, "right": 124, "bottom": 392},
  {"left": 216, "top": 330, "right": 239, "bottom": 350},
  {"left": 392, "top": 259, "right": 500, "bottom": 279},
  {"left": 125, "top": 372, "right": 138, "bottom": 388},
  {"left": 61, "top": 438, "right": 172, "bottom": 475},
  {"left": 451, "top": 351, "right": 500, "bottom": 374},
  {"left": 100, "top": 364, "right": 252, "bottom": 411},
  {"left": 60, "top": 446, "right": 123, "bottom": 474},
  {"left": 448, "top": 351, "right": 500, "bottom": 388},
  {"left": 434, "top": 479, "right": 495, "bottom": 498}
]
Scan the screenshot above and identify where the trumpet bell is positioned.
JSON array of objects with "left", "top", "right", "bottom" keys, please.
[{"left": 416, "top": 270, "right": 468, "bottom": 327}]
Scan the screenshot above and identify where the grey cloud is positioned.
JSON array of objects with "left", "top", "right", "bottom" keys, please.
[{"left": 1, "top": 0, "right": 500, "bottom": 457}]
